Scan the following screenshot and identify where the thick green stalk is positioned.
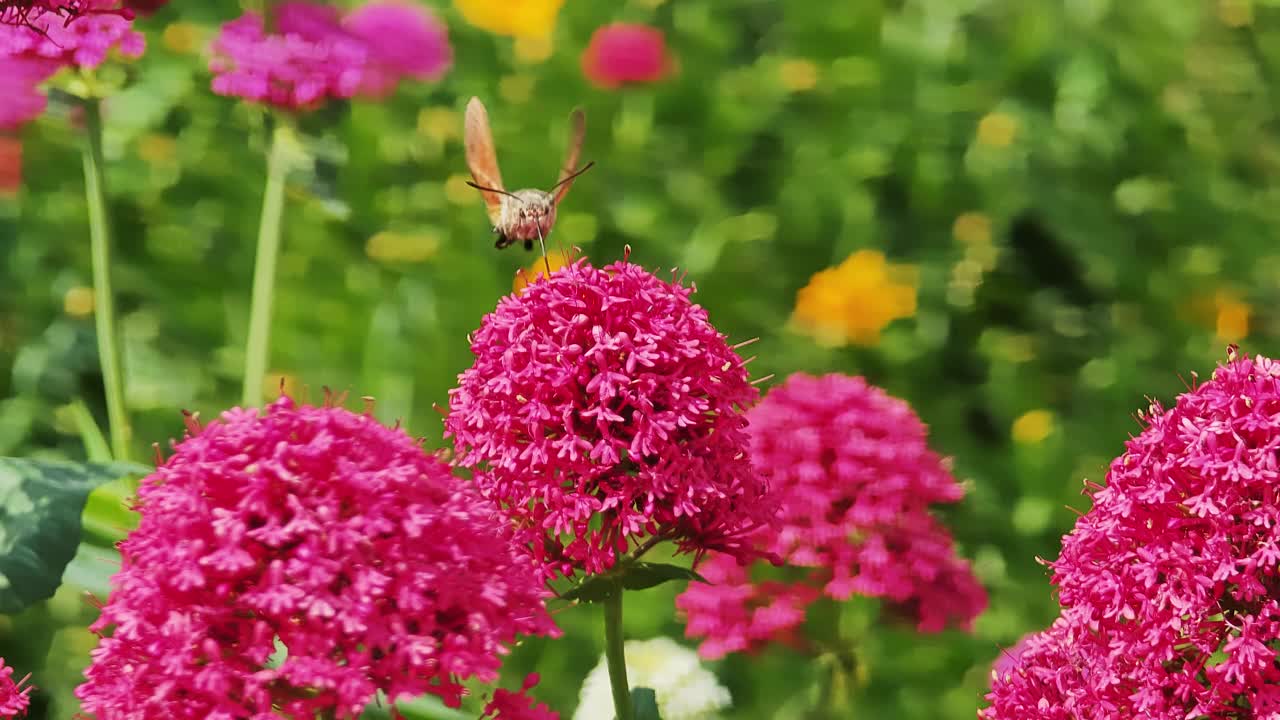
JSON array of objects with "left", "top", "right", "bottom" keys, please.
[
  {"left": 604, "top": 590, "right": 633, "bottom": 720},
  {"left": 82, "top": 99, "right": 130, "bottom": 461},
  {"left": 241, "top": 122, "right": 290, "bottom": 407}
]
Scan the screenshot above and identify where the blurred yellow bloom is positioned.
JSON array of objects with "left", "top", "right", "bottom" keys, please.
[
  {"left": 791, "top": 249, "right": 918, "bottom": 347},
  {"left": 952, "top": 212, "right": 992, "bottom": 245},
  {"left": 513, "top": 249, "right": 574, "bottom": 292},
  {"left": 499, "top": 73, "right": 536, "bottom": 104},
  {"left": 446, "top": 174, "right": 480, "bottom": 205},
  {"left": 417, "top": 108, "right": 460, "bottom": 144},
  {"left": 365, "top": 231, "right": 441, "bottom": 264},
  {"left": 977, "top": 112, "right": 1018, "bottom": 148},
  {"left": 779, "top": 59, "right": 819, "bottom": 92},
  {"left": 162, "top": 22, "right": 205, "bottom": 54},
  {"left": 1012, "top": 409, "right": 1055, "bottom": 444},
  {"left": 137, "top": 134, "right": 177, "bottom": 165},
  {"left": 265, "top": 372, "right": 301, "bottom": 401},
  {"left": 1214, "top": 290, "right": 1250, "bottom": 342},
  {"left": 514, "top": 34, "right": 554, "bottom": 64},
  {"left": 64, "top": 286, "right": 94, "bottom": 317},
  {"left": 453, "top": 0, "right": 565, "bottom": 39},
  {"left": 1218, "top": 0, "right": 1253, "bottom": 27}
]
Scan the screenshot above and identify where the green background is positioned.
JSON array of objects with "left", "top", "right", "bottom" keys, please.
[{"left": 2, "top": 0, "right": 1279, "bottom": 717}]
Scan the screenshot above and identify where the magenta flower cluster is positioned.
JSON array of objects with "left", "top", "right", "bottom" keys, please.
[
  {"left": 481, "top": 674, "right": 559, "bottom": 720},
  {"left": 75, "top": 398, "right": 557, "bottom": 719},
  {"left": 0, "top": 657, "right": 30, "bottom": 719},
  {"left": 678, "top": 373, "right": 986, "bottom": 658},
  {"left": 983, "top": 352, "right": 1280, "bottom": 718},
  {"left": 446, "top": 258, "right": 771, "bottom": 578},
  {"left": 0, "top": 0, "right": 142, "bottom": 128},
  {"left": 209, "top": 0, "right": 451, "bottom": 110}
]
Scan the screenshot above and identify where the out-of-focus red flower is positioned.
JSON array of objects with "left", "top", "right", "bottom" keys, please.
[
  {"left": 580, "top": 23, "right": 672, "bottom": 89},
  {"left": 0, "top": 135, "right": 20, "bottom": 195}
]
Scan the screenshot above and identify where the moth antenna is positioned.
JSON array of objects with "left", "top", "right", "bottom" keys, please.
[
  {"left": 549, "top": 161, "right": 595, "bottom": 194},
  {"left": 465, "top": 181, "right": 520, "bottom": 200}
]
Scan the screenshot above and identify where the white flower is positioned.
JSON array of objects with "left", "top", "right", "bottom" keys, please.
[{"left": 573, "top": 637, "right": 732, "bottom": 720}]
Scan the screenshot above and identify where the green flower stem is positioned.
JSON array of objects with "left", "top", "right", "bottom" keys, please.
[
  {"left": 82, "top": 99, "right": 130, "bottom": 462},
  {"left": 604, "top": 589, "right": 633, "bottom": 720},
  {"left": 241, "top": 121, "right": 290, "bottom": 407}
]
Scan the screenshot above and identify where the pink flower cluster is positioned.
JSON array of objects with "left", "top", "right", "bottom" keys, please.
[
  {"left": 0, "top": 0, "right": 143, "bottom": 128},
  {"left": 0, "top": 657, "right": 31, "bottom": 719},
  {"left": 76, "top": 397, "right": 557, "bottom": 719},
  {"left": 209, "top": 0, "right": 451, "bottom": 110},
  {"left": 482, "top": 674, "right": 559, "bottom": 720},
  {"left": 581, "top": 23, "right": 672, "bottom": 89},
  {"left": 678, "top": 373, "right": 986, "bottom": 659},
  {"left": 983, "top": 351, "right": 1280, "bottom": 718},
  {"left": 446, "top": 257, "right": 770, "bottom": 579}
]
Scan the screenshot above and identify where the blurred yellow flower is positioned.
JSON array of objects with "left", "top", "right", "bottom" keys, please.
[
  {"left": 1012, "top": 409, "right": 1055, "bottom": 444},
  {"left": 417, "top": 108, "right": 460, "bottom": 144},
  {"left": 779, "top": 59, "right": 819, "bottom": 92},
  {"left": 264, "top": 372, "right": 301, "bottom": 401},
  {"left": 162, "top": 22, "right": 205, "bottom": 54},
  {"left": 446, "top": 174, "right": 480, "bottom": 205},
  {"left": 1218, "top": 0, "right": 1253, "bottom": 27},
  {"left": 513, "top": 249, "right": 575, "bottom": 292},
  {"left": 499, "top": 73, "right": 536, "bottom": 104},
  {"left": 64, "top": 286, "right": 94, "bottom": 317},
  {"left": 514, "top": 34, "right": 554, "bottom": 64},
  {"left": 952, "top": 212, "right": 992, "bottom": 245},
  {"left": 1214, "top": 290, "right": 1251, "bottom": 342},
  {"left": 365, "top": 230, "right": 441, "bottom": 264},
  {"left": 791, "top": 249, "right": 918, "bottom": 347},
  {"left": 453, "top": 0, "right": 565, "bottom": 39},
  {"left": 977, "top": 112, "right": 1018, "bottom": 148}
]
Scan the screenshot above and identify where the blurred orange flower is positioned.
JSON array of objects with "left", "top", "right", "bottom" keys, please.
[
  {"left": 791, "top": 249, "right": 918, "bottom": 347},
  {"left": 513, "top": 249, "right": 574, "bottom": 292},
  {"left": 453, "top": 0, "right": 564, "bottom": 39}
]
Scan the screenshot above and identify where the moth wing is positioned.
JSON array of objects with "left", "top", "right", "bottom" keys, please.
[
  {"left": 552, "top": 107, "right": 586, "bottom": 206},
  {"left": 464, "top": 97, "right": 505, "bottom": 226}
]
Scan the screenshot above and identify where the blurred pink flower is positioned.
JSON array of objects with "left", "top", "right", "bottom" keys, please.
[
  {"left": 75, "top": 397, "right": 557, "bottom": 718},
  {"left": 210, "top": 0, "right": 450, "bottom": 110},
  {"left": 344, "top": 1, "right": 451, "bottom": 96},
  {"left": 983, "top": 350, "right": 1280, "bottom": 718},
  {"left": 0, "top": 657, "right": 31, "bottom": 719},
  {"left": 581, "top": 22, "right": 672, "bottom": 89},
  {"left": 0, "top": 55, "right": 59, "bottom": 129},
  {"left": 446, "top": 257, "right": 770, "bottom": 579},
  {"left": 0, "top": 0, "right": 142, "bottom": 68},
  {"left": 677, "top": 373, "right": 986, "bottom": 659},
  {"left": 0, "top": 0, "right": 130, "bottom": 27},
  {"left": 482, "top": 674, "right": 559, "bottom": 720}
]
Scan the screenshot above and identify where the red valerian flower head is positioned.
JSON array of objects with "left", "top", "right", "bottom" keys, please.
[
  {"left": 677, "top": 373, "right": 986, "bottom": 659},
  {"left": 0, "top": 55, "right": 59, "bottom": 129},
  {"left": 580, "top": 22, "right": 672, "bottom": 89},
  {"left": 209, "top": 0, "right": 451, "bottom": 110},
  {"left": 0, "top": 657, "right": 31, "bottom": 719},
  {"left": 446, "top": 256, "right": 770, "bottom": 579},
  {"left": 982, "top": 349, "right": 1280, "bottom": 718},
  {"left": 482, "top": 674, "right": 559, "bottom": 720},
  {"left": 75, "top": 397, "right": 558, "bottom": 719},
  {"left": 0, "top": 0, "right": 142, "bottom": 69}
]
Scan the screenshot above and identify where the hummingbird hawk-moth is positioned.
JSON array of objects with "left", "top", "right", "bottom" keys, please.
[{"left": 463, "top": 97, "right": 594, "bottom": 259}]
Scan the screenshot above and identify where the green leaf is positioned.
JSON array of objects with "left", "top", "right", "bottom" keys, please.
[
  {"left": 631, "top": 688, "right": 662, "bottom": 720},
  {"left": 0, "top": 458, "right": 147, "bottom": 613},
  {"left": 618, "top": 562, "right": 708, "bottom": 592},
  {"left": 562, "top": 575, "right": 620, "bottom": 603}
]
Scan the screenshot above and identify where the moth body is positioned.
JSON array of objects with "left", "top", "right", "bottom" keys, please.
[{"left": 495, "top": 189, "right": 558, "bottom": 250}]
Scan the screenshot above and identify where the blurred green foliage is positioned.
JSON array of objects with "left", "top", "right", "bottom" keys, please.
[{"left": 2, "top": 0, "right": 1280, "bottom": 717}]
